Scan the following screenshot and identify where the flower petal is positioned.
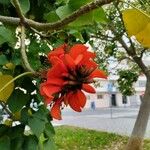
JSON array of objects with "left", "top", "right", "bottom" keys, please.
[
  {"left": 67, "top": 90, "right": 86, "bottom": 112},
  {"left": 47, "top": 78, "right": 64, "bottom": 86},
  {"left": 84, "top": 60, "right": 97, "bottom": 69},
  {"left": 48, "top": 44, "right": 66, "bottom": 61},
  {"left": 64, "top": 54, "right": 75, "bottom": 68},
  {"left": 66, "top": 92, "right": 81, "bottom": 112},
  {"left": 47, "top": 62, "right": 67, "bottom": 78},
  {"left": 49, "top": 56, "right": 62, "bottom": 65},
  {"left": 77, "top": 90, "right": 86, "bottom": 108},
  {"left": 74, "top": 54, "right": 83, "bottom": 65},
  {"left": 51, "top": 101, "right": 62, "bottom": 120},
  {"left": 70, "top": 44, "right": 88, "bottom": 59},
  {"left": 90, "top": 69, "right": 107, "bottom": 79},
  {"left": 82, "top": 84, "right": 96, "bottom": 93},
  {"left": 40, "top": 83, "right": 54, "bottom": 104},
  {"left": 41, "top": 83, "right": 61, "bottom": 98}
]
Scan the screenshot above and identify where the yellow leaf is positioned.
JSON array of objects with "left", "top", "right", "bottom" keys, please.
[
  {"left": 0, "top": 75, "right": 14, "bottom": 102},
  {"left": 122, "top": 9, "right": 150, "bottom": 47},
  {"left": 3, "top": 63, "right": 15, "bottom": 70}
]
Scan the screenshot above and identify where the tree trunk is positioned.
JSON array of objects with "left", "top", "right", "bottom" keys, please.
[{"left": 125, "top": 77, "right": 150, "bottom": 150}]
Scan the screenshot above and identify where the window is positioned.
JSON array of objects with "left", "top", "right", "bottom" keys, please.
[{"left": 97, "top": 94, "right": 103, "bottom": 99}]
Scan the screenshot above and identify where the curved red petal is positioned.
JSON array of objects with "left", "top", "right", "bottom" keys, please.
[
  {"left": 51, "top": 102, "right": 62, "bottom": 120},
  {"left": 41, "top": 84, "right": 61, "bottom": 97},
  {"left": 70, "top": 44, "right": 88, "bottom": 59},
  {"left": 49, "top": 56, "right": 62, "bottom": 65},
  {"left": 74, "top": 54, "right": 83, "bottom": 65},
  {"left": 67, "top": 92, "right": 81, "bottom": 112},
  {"left": 47, "top": 62, "right": 67, "bottom": 78},
  {"left": 47, "top": 78, "right": 64, "bottom": 86},
  {"left": 90, "top": 69, "right": 107, "bottom": 79},
  {"left": 67, "top": 90, "right": 86, "bottom": 112},
  {"left": 48, "top": 44, "right": 66, "bottom": 61},
  {"left": 77, "top": 90, "right": 86, "bottom": 108},
  {"left": 64, "top": 54, "right": 75, "bottom": 68},
  {"left": 82, "top": 84, "right": 96, "bottom": 93},
  {"left": 86, "top": 51, "right": 96, "bottom": 58},
  {"left": 84, "top": 60, "right": 97, "bottom": 69}
]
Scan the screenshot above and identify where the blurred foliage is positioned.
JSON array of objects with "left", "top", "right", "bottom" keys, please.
[{"left": 117, "top": 68, "right": 139, "bottom": 96}]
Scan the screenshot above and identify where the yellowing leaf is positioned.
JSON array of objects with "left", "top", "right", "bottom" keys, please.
[
  {"left": 3, "top": 63, "right": 15, "bottom": 70},
  {"left": 0, "top": 75, "right": 14, "bottom": 102},
  {"left": 122, "top": 9, "right": 150, "bottom": 47}
]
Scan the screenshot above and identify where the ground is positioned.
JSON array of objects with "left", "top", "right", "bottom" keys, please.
[
  {"left": 53, "top": 106, "right": 150, "bottom": 138},
  {"left": 54, "top": 126, "right": 150, "bottom": 150}
]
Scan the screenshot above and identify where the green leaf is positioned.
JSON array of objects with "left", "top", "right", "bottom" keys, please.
[
  {"left": 93, "top": 8, "right": 108, "bottom": 23},
  {"left": 18, "top": 0, "right": 30, "bottom": 14},
  {"left": 28, "top": 116, "right": 46, "bottom": 137},
  {"left": 20, "top": 108, "right": 30, "bottom": 124},
  {"left": 69, "top": 13, "right": 93, "bottom": 26},
  {"left": 43, "top": 139, "right": 56, "bottom": 150},
  {"left": 44, "top": 123, "right": 55, "bottom": 137},
  {"left": 11, "top": 137, "right": 24, "bottom": 150},
  {"left": 0, "top": 125, "right": 9, "bottom": 137},
  {"left": 0, "top": 0, "right": 10, "bottom": 5},
  {"left": 8, "top": 89, "right": 30, "bottom": 113},
  {"left": 68, "top": 30, "right": 84, "bottom": 42},
  {"left": 56, "top": 4, "right": 107, "bottom": 26},
  {"left": 7, "top": 125, "right": 24, "bottom": 139},
  {"left": 0, "top": 26, "right": 15, "bottom": 45},
  {"left": 68, "top": 0, "right": 92, "bottom": 11},
  {"left": 28, "top": 106, "right": 50, "bottom": 137},
  {"left": 0, "top": 136, "right": 10, "bottom": 150},
  {"left": 23, "top": 136, "right": 38, "bottom": 150},
  {"left": 0, "top": 55, "right": 8, "bottom": 65},
  {"left": 56, "top": 5, "right": 72, "bottom": 19},
  {"left": 44, "top": 11, "right": 60, "bottom": 23}
]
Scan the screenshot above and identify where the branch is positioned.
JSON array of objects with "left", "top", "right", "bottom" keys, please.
[
  {"left": 12, "top": 0, "right": 25, "bottom": 23},
  {"left": 20, "top": 25, "right": 36, "bottom": 73},
  {"left": 91, "top": 32, "right": 116, "bottom": 41},
  {"left": 140, "top": 48, "right": 147, "bottom": 58},
  {"left": 11, "top": 0, "right": 36, "bottom": 73},
  {"left": 0, "top": 102, "right": 12, "bottom": 118},
  {"left": 113, "top": 4, "right": 150, "bottom": 76},
  {"left": 0, "top": 0, "right": 113, "bottom": 31}
]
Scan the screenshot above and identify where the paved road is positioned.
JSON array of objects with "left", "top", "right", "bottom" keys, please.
[{"left": 52, "top": 107, "right": 150, "bottom": 138}]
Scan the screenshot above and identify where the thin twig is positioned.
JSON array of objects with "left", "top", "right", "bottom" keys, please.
[
  {"left": 12, "top": 0, "right": 35, "bottom": 73},
  {"left": 0, "top": 0, "right": 113, "bottom": 31},
  {"left": 20, "top": 25, "right": 35, "bottom": 73},
  {"left": 12, "top": 0, "right": 25, "bottom": 23},
  {"left": 113, "top": 3, "right": 150, "bottom": 76}
]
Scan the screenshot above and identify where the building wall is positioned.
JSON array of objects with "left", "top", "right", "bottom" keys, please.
[
  {"left": 85, "top": 92, "right": 110, "bottom": 108},
  {"left": 85, "top": 75, "right": 145, "bottom": 108}
]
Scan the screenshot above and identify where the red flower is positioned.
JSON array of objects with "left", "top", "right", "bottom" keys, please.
[{"left": 40, "top": 44, "right": 107, "bottom": 120}]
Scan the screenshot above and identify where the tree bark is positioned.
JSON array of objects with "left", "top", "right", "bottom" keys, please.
[{"left": 125, "top": 77, "right": 150, "bottom": 150}]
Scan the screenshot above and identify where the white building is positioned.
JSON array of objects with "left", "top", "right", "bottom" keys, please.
[{"left": 85, "top": 75, "right": 146, "bottom": 108}]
